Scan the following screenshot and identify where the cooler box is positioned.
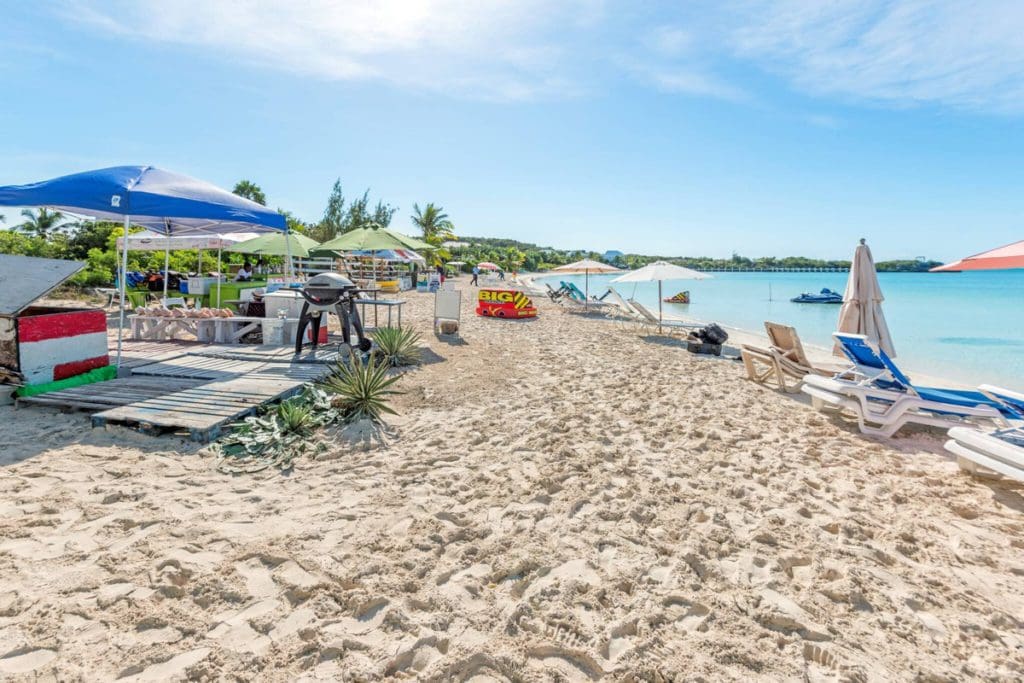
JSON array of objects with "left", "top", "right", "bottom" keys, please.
[
  {"left": 0, "top": 255, "right": 110, "bottom": 385},
  {"left": 263, "top": 290, "right": 305, "bottom": 319},
  {"left": 183, "top": 276, "right": 219, "bottom": 295}
]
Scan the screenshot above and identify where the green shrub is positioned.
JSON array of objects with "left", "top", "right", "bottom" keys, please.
[{"left": 372, "top": 326, "right": 422, "bottom": 367}]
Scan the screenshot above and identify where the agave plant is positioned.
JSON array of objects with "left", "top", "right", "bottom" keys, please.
[
  {"left": 372, "top": 326, "right": 423, "bottom": 367},
  {"left": 277, "top": 398, "right": 315, "bottom": 435},
  {"left": 319, "top": 354, "right": 403, "bottom": 423},
  {"left": 214, "top": 387, "right": 345, "bottom": 473}
]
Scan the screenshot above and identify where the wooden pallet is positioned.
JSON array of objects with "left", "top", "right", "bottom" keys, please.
[
  {"left": 17, "top": 376, "right": 204, "bottom": 412},
  {"left": 129, "top": 355, "right": 268, "bottom": 380},
  {"left": 107, "top": 340, "right": 197, "bottom": 369},
  {"left": 189, "top": 342, "right": 348, "bottom": 364},
  {"left": 246, "top": 362, "right": 333, "bottom": 383},
  {"left": 91, "top": 376, "right": 310, "bottom": 442}
]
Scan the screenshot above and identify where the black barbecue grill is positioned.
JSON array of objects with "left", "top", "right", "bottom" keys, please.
[{"left": 295, "top": 273, "right": 372, "bottom": 354}]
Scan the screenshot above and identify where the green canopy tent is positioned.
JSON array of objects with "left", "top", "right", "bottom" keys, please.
[
  {"left": 227, "top": 232, "right": 321, "bottom": 283},
  {"left": 229, "top": 231, "right": 320, "bottom": 257},
  {"left": 311, "top": 227, "right": 433, "bottom": 286},
  {"left": 312, "top": 226, "right": 432, "bottom": 254}
]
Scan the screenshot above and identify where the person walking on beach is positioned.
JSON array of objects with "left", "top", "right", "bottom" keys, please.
[{"left": 471, "top": 265, "right": 479, "bottom": 286}]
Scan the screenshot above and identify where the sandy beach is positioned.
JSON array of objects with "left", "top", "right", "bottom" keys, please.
[{"left": 1, "top": 285, "right": 1023, "bottom": 681}]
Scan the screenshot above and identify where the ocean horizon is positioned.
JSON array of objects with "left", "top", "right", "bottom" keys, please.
[{"left": 541, "top": 269, "right": 1024, "bottom": 388}]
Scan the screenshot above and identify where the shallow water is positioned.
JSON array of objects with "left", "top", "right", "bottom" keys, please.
[{"left": 542, "top": 270, "right": 1024, "bottom": 387}]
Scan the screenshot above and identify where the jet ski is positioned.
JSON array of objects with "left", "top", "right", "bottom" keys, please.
[{"left": 791, "top": 288, "right": 843, "bottom": 304}]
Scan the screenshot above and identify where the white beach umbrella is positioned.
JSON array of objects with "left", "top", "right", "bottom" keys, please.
[
  {"left": 612, "top": 261, "right": 711, "bottom": 333},
  {"left": 551, "top": 258, "right": 621, "bottom": 310},
  {"left": 835, "top": 239, "right": 896, "bottom": 358}
]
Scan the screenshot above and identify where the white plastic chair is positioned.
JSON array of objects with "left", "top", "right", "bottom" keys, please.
[{"left": 160, "top": 296, "right": 187, "bottom": 308}]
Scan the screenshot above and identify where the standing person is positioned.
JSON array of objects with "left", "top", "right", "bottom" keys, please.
[
  {"left": 471, "top": 264, "right": 480, "bottom": 286},
  {"left": 436, "top": 263, "right": 445, "bottom": 284},
  {"left": 498, "top": 268, "right": 505, "bottom": 281}
]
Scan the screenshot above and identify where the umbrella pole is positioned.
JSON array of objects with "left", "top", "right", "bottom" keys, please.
[
  {"left": 285, "top": 231, "right": 293, "bottom": 284},
  {"left": 658, "top": 280, "right": 663, "bottom": 335},
  {"left": 585, "top": 268, "right": 589, "bottom": 312},
  {"left": 116, "top": 215, "right": 130, "bottom": 370}
]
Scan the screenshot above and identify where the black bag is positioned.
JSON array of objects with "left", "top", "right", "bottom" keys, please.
[{"left": 697, "top": 323, "right": 729, "bottom": 345}]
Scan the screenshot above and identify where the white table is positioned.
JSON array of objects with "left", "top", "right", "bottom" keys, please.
[{"left": 129, "top": 315, "right": 306, "bottom": 346}]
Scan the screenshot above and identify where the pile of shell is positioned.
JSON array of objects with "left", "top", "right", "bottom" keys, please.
[{"left": 134, "top": 306, "right": 234, "bottom": 318}]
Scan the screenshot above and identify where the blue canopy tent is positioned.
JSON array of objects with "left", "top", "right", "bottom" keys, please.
[{"left": 0, "top": 166, "right": 287, "bottom": 368}]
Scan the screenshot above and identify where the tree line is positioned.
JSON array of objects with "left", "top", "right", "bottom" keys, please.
[{"left": 0, "top": 179, "right": 944, "bottom": 287}]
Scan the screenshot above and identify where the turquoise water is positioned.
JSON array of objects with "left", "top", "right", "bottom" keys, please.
[{"left": 543, "top": 270, "right": 1024, "bottom": 387}]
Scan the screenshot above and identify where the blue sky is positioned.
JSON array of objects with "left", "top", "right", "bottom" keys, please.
[{"left": 2, "top": 1, "right": 1023, "bottom": 262}]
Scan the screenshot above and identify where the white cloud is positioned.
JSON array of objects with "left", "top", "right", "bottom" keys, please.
[
  {"left": 60, "top": 0, "right": 601, "bottom": 100},
  {"left": 54, "top": 0, "right": 1024, "bottom": 112},
  {"left": 726, "top": 0, "right": 1024, "bottom": 113}
]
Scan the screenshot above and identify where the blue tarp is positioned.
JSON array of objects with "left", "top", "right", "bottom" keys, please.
[{"left": 0, "top": 165, "right": 286, "bottom": 234}]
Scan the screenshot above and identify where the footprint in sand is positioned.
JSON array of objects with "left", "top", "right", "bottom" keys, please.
[{"left": 0, "top": 648, "right": 57, "bottom": 675}]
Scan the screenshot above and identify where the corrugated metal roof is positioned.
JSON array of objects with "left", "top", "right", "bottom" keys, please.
[{"left": 0, "top": 254, "right": 87, "bottom": 317}]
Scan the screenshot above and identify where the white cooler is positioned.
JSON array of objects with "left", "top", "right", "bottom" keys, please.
[{"left": 262, "top": 290, "right": 305, "bottom": 319}]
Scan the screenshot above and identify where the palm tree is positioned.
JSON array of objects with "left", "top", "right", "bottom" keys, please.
[
  {"left": 410, "top": 203, "right": 455, "bottom": 266},
  {"left": 18, "top": 208, "right": 65, "bottom": 238},
  {"left": 411, "top": 203, "right": 455, "bottom": 243},
  {"left": 232, "top": 180, "right": 267, "bottom": 206}
]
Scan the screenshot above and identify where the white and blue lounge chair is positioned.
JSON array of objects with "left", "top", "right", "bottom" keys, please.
[
  {"left": 944, "top": 385, "right": 1024, "bottom": 481},
  {"left": 802, "top": 333, "right": 1024, "bottom": 437}
]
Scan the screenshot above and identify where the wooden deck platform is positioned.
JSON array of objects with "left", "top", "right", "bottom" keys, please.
[
  {"left": 129, "top": 355, "right": 269, "bottom": 380},
  {"left": 17, "top": 376, "right": 205, "bottom": 412},
  {"left": 91, "top": 375, "right": 312, "bottom": 441},
  {"left": 18, "top": 339, "right": 344, "bottom": 442}
]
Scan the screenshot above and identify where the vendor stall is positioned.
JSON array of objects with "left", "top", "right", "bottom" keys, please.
[
  {"left": 116, "top": 230, "right": 261, "bottom": 301},
  {"left": 0, "top": 255, "right": 109, "bottom": 385},
  {"left": 342, "top": 249, "right": 425, "bottom": 292}
]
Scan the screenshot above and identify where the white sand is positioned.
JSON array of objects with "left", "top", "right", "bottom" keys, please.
[{"left": 1, "top": 284, "right": 1023, "bottom": 680}]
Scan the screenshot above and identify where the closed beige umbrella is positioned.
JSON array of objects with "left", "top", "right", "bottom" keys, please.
[{"left": 835, "top": 239, "right": 896, "bottom": 357}]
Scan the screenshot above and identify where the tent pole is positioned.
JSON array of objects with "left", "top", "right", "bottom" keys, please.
[
  {"left": 163, "top": 244, "right": 170, "bottom": 299},
  {"left": 217, "top": 248, "right": 222, "bottom": 307},
  {"left": 116, "top": 215, "right": 130, "bottom": 370}
]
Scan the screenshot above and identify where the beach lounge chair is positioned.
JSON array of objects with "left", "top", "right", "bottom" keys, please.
[
  {"left": 945, "top": 411, "right": 1024, "bottom": 482},
  {"left": 545, "top": 283, "right": 570, "bottom": 302},
  {"left": 802, "top": 334, "right": 1024, "bottom": 437},
  {"left": 627, "top": 299, "right": 703, "bottom": 332},
  {"left": 602, "top": 287, "right": 640, "bottom": 318},
  {"left": 741, "top": 322, "right": 847, "bottom": 392},
  {"left": 552, "top": 281, "right": 617, "bottom": 313}
]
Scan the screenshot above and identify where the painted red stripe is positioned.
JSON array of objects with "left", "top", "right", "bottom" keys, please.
[
  {"left": 18, "top": 310, "right": 107, "bottom": 343},
  {"left": 52, "top": 354, "right": 109, "bottom": 381}
]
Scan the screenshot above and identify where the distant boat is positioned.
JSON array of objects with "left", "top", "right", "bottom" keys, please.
[{"left": 791, "top": 288, "right": 843, "bottom": 304}]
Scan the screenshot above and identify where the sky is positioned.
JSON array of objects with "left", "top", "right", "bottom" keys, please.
[{"left": 1, "top": 1, "right": 1023, "bottom": 262}]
